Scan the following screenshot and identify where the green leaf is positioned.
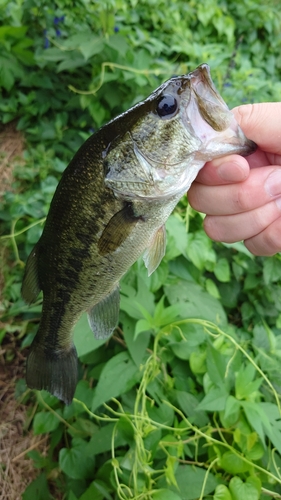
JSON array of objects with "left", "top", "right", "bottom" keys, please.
[
  {"left": 206, "top": 344, "right": 228, "bottom": 386},
  {"left": 187, "top": 231, "right": 216, "bottom": 271},
  {"left": 91, "top": 351, "right": 141, "bottom": 412},
  {"left": 22, "top": 473, "right": 51, "bottom": 500},
  {"left": 57, "top": 53, "right": 87, "bottom": 72},
  {"left": 235, "top": 364, "right": 262, "bottom": 400},
  {"left": 166, "top": 215, "right": 188, "bottom": 258},
  {"left": 0, "top": 25, "right": 27, "bottom": 40},
  {"left": 79, "top": 481, "right": 103, "bottom": 500},
  {"left": 148, "top": 402, "right": 175, "bottom": 427},
  {"left": 242, "top": 401, "right": 272, "bottom": 447},
  {"left": 165, "top": 280, "right": 227, "bottom": 325},
  {"left": 206, "top": 278, "right": 221, "bottom": 298},
  {"left": 214, "top": 258, "right": 231, "bottom": 282},
  {"left": 79, "top": 37, "right": 104, "bottom": 60},
  {"left": 135, "top": 318, "right": 152, "bottom": 338},
  {"left": 121, "top": 312, "right": 151, "bottom": 364},
  {"left": 263, "top": 256, "right": 281, "bottom": 284},
  {"left": 213, "top": 484, "right": 232, "bottom": 500},
  {"left": 246, "top": 442, "right": 264, "bottom": 461},
  {"left": 229, "top": 476, "right": 260, "bottom": 500},
  {"left": 59, "top": 440, "right": 95, "bottom": 479},
  {"left": 33, "top": 411, "right": 61, "bottom": 435},
  {"left": 152, "top": 489, "right": 182, "bottom": 500},
  {"left": 106, "top": 34, "right": 129, "bottom": 56},
  {"left": 67, "top": 492, "right": 78, "bottom": 500},
  {"left": 176, "top": 390, "right": 209, "bottom": 427},
  {"left": 86, "top": 422, "right": 127, "bottom": 456},
  {"left": 220, "top": 451, "right": 250, "bottom": 474},
  {"left": 0, "top": 64, "right": 15, "bottom": 90},
  {"left": 169, "top": 323, "right": 206, "bottom": 360},
  {"left": 189, "top": 350, "right": 207, "bottom": 374},
  {"left": 73, "top": 313, "right": 108, "bottom": 358},
  {"left": 166, "top": 465, "right": 218, "bottom": 499},
  {"left": 197, "top": 386, "right": 228, "bottom": 412},
  {"left": 260, "top": 402, "right": 281, "bottom": 454},
  {"left": 221, "top": 395, "right": 240, "bottom": 427}
]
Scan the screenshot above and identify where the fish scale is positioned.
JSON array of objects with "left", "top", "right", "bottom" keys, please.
[{"left": 21, "top": 64, "right": 256, "bottom": 404}]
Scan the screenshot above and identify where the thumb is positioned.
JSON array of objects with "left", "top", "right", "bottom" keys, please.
[{"left": 232, "top": 103, "right": 281, "bottom": 156}]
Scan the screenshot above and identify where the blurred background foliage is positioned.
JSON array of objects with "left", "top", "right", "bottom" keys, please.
[{"left": 1, "top": 0, "right": 281, "bottom": 499}]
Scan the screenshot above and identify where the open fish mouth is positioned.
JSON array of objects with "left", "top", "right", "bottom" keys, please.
[{"left": 187, "top": 64, "right": 256, "bottom": 157}]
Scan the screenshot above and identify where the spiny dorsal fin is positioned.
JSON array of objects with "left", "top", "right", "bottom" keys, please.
[
  {"left": 143, "top": 225, "right": 166, "bottom": 276},
  {"left": 88, "top": 285, "right": 120, "bottom": 340},
  {"left": 98, "top": 203, "right": 140, "bottom": 256},
  {"left": 21, "top": 244, "right": 41, "bottom": 304}
]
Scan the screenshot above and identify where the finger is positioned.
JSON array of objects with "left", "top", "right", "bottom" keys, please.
[
  {"left": 232, "top": 103, "right": 281, "bottom": 159},
  {"left": 203, "top": 197, "right": 281, "bottom": 243},
  {"left": 189, "top": 166, "right": 281, "bottom": 216},
  {"left": 195, "top": 155, "right": 250, "bottom": 185},
  {"left": 245, "top": 217, "right": 281, "bottom": 256}
]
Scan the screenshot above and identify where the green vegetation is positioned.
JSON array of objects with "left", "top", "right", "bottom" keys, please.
[{"left": 1, "top": 0, "right": 281, "bottom": 498}]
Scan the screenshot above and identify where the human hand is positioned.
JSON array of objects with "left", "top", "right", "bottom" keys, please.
[{"left": 188, "top": 103, "right": 281, "bottom": 255}]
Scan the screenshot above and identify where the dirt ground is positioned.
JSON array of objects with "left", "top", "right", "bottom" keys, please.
[
  {"left": 0, "top": 125, "right": 49, "bottom": 500},
  {"left": 0, "top": 122, "right": 24, "bottom": 200},
  {"left": 0, "top": 344, "right": 49, "bottom": 500}
]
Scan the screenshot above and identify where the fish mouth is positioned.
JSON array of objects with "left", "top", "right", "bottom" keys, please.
[{"left": 187, "top": 64, "right": 257, "bottom": 158}]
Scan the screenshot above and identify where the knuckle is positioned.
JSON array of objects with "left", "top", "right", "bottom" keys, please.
[
  {"left": 263, "top": 222, "right": 281, "bottom": 255},
  {"left": 245, "top": 217, "right": 281, "bottom": 256},
  {"left": 203, "top": 216, "right": 220, "bottom": 241},
  {"left": 235, "top": 186, "right": 251, "bottom": 212}
]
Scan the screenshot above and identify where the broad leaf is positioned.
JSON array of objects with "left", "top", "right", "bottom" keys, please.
[
  {"left": 73, "top": 313, "right": 108, "bottom": 358},
  {"left": 213, "top": 484, "right": 232, "bottom": 500},
  {"left": 91, "top": 351, "right": 141, "bottom": 412},
  {"left": 220, "top": 451, "right": 250, "bottom": 474},
  {"left": 33, "top": 410, "right": 61, "bottom": 435},
  {"left": 59, "top": 439, "right": 95, "bottom": 479},
  {"left": 229, "top": 476, "right": 260, "bottom": 500},
  {"left": 166, "top": 465, "right": 218, "bottom": 499},
  {"left": 197, "top": 386, "right": 228, "bottom": 412}
]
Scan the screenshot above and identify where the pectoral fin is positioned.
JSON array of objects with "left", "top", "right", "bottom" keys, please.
[
  {"left": 21, "top": 244, "right": 41, "bottom": 304},
  {"left": 98, "top": 203, "right": 140, "bottom": 255},
  {"left": 143, "top": 225, "right": 166, "bottom": 276},
  {"left": 88, "top": 285, "right": 120, "bottom": 340}
]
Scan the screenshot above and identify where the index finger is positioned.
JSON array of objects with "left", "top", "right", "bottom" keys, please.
[{"left": 232, "top": 103, "right": 281, "bottom": 157}]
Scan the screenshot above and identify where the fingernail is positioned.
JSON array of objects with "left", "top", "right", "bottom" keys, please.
[{"left": 265, "top": 170, "right": 281, "bottom": 197}]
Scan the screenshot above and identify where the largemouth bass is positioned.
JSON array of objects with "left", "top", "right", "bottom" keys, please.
[{"left": 22, "top": 64, "right": 256, "bottom": 404}]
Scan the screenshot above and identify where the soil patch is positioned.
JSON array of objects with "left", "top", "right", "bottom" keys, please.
[
  {"left": 0, "top": 125, "right": 48, "bottom": 500},
  {"left": 0, "top": 121, "right": 24, "bottom": 200},
  {"left": 0, "top": 341, "right": 49, "bottom": 500}
]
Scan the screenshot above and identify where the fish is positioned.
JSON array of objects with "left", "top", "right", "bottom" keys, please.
[{"left": 21, "top": 64, "right": 256, "bottom": 404}]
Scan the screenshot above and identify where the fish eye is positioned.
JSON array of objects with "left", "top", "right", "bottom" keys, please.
[{"left": 156, "top": 94, "right": 178, "bottom": 118}]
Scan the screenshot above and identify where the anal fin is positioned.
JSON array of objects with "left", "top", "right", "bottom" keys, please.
[
  {"left": 88, "top": 285, "right": 120, "bottom": 340},
  {"left": 21, "top": 244, "right": 41, "bottom": 304},
  {"left": 143, "top": 225, "right": 166, "bottom": 276}
]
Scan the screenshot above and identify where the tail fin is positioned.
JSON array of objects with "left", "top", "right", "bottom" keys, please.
[{"left": 26, "top": 342, "right": 78, "bottom": 405}]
